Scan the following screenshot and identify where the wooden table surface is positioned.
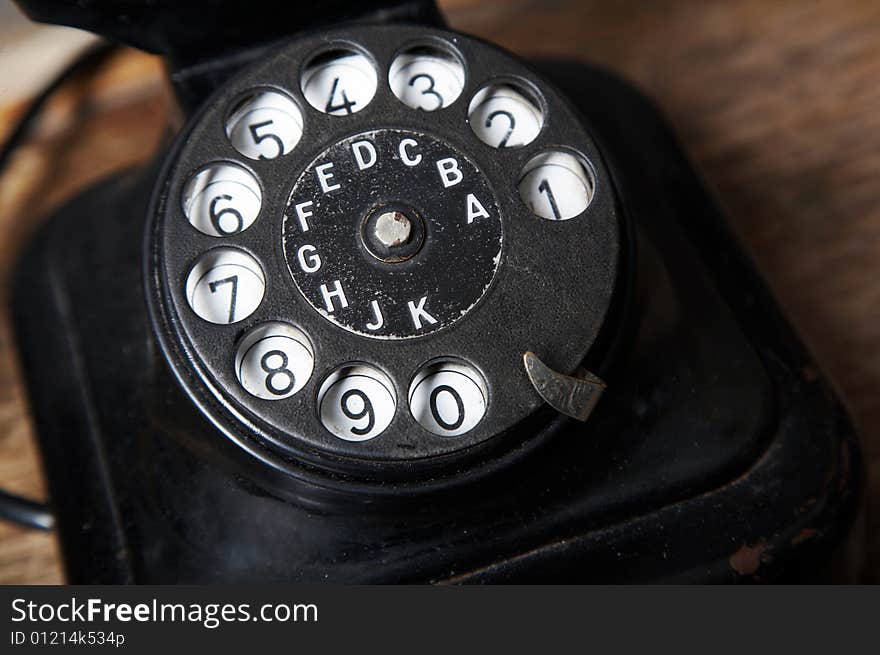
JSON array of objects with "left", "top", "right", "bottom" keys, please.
[{"left": 0, "top": 0, "right": 877, "bottom": 583}]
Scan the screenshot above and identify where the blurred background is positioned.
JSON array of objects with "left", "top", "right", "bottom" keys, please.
[{"left": 0, "top": 0, "right": 878, "bottom": 583}]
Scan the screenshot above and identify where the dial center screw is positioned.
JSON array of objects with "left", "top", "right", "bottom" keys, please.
[{"left": 374, "top": 210, "right": 412, "bottom": 247}]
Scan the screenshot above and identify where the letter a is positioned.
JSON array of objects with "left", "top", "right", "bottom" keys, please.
[{"left": 466, "top": 193, "right": 490, "bottom": 224}]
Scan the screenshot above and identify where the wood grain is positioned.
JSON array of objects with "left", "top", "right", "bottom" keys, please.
[{"left": 0, "top": 0, "right": 877, "bottom": 583}]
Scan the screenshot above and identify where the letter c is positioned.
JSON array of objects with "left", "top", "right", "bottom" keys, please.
[{"left": 399, "top": 138, "right": 422, "bottom": 166}]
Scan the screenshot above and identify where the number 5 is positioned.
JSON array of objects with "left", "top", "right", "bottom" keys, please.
[{"left": 249, "top": 120, "right": 284, "bottom": 159}]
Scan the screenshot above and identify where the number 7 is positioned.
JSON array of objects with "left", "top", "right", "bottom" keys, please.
[{"left": 208, "top": 275, "right": 238, "bottom": 323}]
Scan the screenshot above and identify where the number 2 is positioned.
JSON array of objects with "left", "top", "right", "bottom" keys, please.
[{"left": 486, "top": 109, "right": 515, "bottom": 147}]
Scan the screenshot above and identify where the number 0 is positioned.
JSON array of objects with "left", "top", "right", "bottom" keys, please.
[{"left": 429, "top": 384, "right": 465, "bottom": 431}]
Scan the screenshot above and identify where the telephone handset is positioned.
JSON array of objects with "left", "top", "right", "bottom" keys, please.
[{"left": 10, "top": 0, "right": 863, "bottom": 581}]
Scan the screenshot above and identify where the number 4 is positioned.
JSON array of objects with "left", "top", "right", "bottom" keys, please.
[{"left": 325, "top": 77, "right": 357, "bottom": 115}]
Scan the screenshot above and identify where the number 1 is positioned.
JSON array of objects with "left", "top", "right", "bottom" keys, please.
[{"left": 537, "top": 178, "right": 561, "bottom": 220}]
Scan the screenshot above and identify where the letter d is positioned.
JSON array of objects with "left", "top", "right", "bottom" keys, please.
[{"left": 351, "top": 140, "right": 377, "bottom": 170}]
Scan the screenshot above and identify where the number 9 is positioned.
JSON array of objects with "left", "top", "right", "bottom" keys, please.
[
  {"left": 340, "top": 389, "right": 375, "bottom": 436},
  {"left": 318, "top": 364, "right": 396, "bottom": 441}
]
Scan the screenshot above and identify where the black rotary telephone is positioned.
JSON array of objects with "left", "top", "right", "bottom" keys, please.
[{"left": 6, "top": 0, "right": 864, "bottom": 582}]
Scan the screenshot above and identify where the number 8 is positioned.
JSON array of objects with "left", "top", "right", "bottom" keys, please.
[{"left": 260, "top": 349, "right": 296, "bottom": 395}]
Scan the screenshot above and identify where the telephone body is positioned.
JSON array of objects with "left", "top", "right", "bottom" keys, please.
[{"left": 9, "top": 0, "right": 864, "bottom": 582}]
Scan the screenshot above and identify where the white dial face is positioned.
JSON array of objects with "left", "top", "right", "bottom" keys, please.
[
  {"left": 185, "top": 248, "right": 265, "bottom": 324},
  {"left": 182, "top": 163, "right": 262, "bottom": 236},
  {"left": 234, "top": 323, "right": 315, "bottom": 400},
  {"left": 389, "top": 48, "right": 465, "bottom": 111},
  {"left": 468, "top": 84, "right": 543, "bottom": 148},
  {"left": 318, "top": 365, "right": 396, "bottom": 441},
  {"left": 301, "top": 50, "right": 378, "bottom": 116},
  {"left": 225, "top": 90, "right": 304, "bottom": 160},
  {"left": 408, "top": 360, "right": 487, "bottom": 437},
  {"left": 518, "top": 150, "right": 595, "bottom": 221}
]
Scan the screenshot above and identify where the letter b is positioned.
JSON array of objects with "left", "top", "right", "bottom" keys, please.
[{"left": 436, "top": 158, "right": 463, "bottom": 188}]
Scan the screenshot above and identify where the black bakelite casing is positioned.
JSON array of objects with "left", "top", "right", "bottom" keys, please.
[
  {"left": 145, "top": 24, "right": 628, "bottom": 489},
  {"left": 11, "top": 51, "right": 864, "bottom": 581}
]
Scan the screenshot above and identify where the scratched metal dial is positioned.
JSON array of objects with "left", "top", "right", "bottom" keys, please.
[{"left": 283, "top": 128, "right": 502, "bottom": 339}]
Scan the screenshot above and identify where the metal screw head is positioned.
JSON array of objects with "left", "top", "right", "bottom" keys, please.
[{"left": 373, "top": 211, "right": 412, "bottom": 247}]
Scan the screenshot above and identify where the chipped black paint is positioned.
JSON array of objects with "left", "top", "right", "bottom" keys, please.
[{"left": 283, "top": 129, "right": 502, "bottom": 339}]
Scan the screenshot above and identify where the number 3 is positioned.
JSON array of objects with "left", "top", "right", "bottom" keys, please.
[{"left": 409, "top": 73, "right": 443, "bottom": 110}]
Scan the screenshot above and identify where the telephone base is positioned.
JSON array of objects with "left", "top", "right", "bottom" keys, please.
[{"left": 11, "top": 61, "right": 864, "bottom": 583}]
